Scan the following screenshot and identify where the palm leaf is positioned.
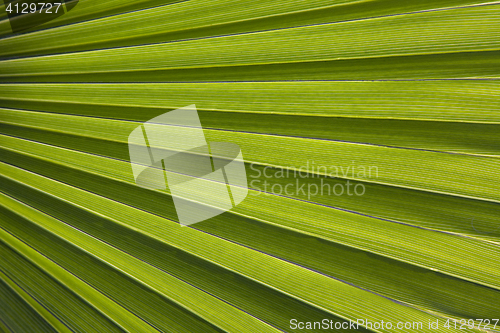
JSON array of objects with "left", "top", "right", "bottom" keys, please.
[{"left": 0, "top": 0, "right": 499, "bottom": 332}]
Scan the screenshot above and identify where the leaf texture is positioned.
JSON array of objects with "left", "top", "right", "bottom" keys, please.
[{"left": 0, "top": 0, "right": 499, "bottom": 332}]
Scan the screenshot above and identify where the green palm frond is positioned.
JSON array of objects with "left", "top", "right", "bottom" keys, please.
[{"left": 0, "top": 0, "right": 499, "bottom": 332}]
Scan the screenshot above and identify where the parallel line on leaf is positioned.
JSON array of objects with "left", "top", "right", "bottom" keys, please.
[
  {"left": 1, "top": 148, "right": 499, "bottom": 295},
  {"left": 0, "top": 162, "right": 467, "bottom": 332}
]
